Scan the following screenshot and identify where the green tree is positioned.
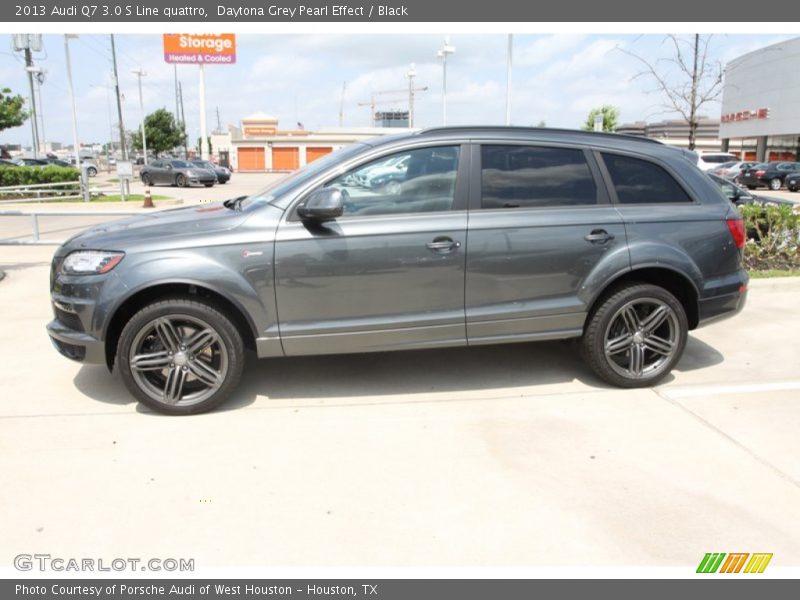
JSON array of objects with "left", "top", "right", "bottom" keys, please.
[
  {"left": 583, "top": 105, "right": 620, "bottom": 132},
  {"left": 130, "top": 108, "right": 185, "bottom": 156},
  {"left": 0, "top": 87, "right": 29, "bottom": 132}
]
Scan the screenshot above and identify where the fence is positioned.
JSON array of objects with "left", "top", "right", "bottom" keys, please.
[
  {"left": 0, "top": 209, "right": 140, "bottom": 245},
  {"left": 0, "top": 180, "right": 127, "bottom": 204}
]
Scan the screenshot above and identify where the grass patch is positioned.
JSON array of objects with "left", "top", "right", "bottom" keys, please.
[{"left": 748, "top": 269, "right": 800, "bottom": 279}]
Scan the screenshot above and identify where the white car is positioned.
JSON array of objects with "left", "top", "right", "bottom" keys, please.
[{"left": 697, "top": 152, "right": 738, "bottom": 171}]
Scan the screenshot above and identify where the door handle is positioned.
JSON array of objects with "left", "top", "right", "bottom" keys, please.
[
  {"left": 426, "top": 237, "right": 461, "bottom": 252},
  {"left": 584, "top": 229, "right": 615, "bottom": 244}
]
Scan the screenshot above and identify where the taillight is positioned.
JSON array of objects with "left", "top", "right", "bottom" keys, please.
[
  {"left": 755, "top": 170, "right": 766, "bottom": 177},
  {"left": 726, "top": 217, "right": 746, "bottom": 249}
]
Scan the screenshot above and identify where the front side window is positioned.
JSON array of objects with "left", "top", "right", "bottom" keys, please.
[
  {"left": 480, "top": 145, "right": 598, "bottom": 209},
  {"left": 602, "top": 153, "right": 693, "bottom": 204},
  {"left": 320, "top": 146, "right": 460, "bottom": 217}
]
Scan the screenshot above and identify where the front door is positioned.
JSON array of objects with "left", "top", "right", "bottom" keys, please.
[{"left": 275, "top": 144, "right": 469, "bottom": 355}]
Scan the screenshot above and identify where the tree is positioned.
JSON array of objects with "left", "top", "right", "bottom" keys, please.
[
  {"left": 0, "top": 87, "right": 29, "bottom": 132},
  {"left": 130, "top": 108, "right": 185, "bottom": 156},
  {"left": 618, "top": 35, "right": 724, "bottom": 150},
  {"left": 582, "top": 105, "right": 620, "bottom": 132}
]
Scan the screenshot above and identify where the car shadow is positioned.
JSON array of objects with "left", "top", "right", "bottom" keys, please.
[{"left": 73, "top": 335, "right": 726, "bottom": 414}]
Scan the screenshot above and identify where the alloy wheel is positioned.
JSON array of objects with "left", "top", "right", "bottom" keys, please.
[
  {"left": 128, "top": 314, "right": 228, "bottom": 407},
  {"left": 603, "top": 298, "right": 679, "bottom": 380}
]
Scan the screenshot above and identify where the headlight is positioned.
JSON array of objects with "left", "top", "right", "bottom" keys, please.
[{"left": 61, "top": 251, "right": 124, "bottom": 275}]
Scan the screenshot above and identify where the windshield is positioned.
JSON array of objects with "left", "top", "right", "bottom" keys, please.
[
  {"left": 171, "top": 160, "right": 191, "bottom": 168},
  {"left": 239, "top": 143, "right": 368, "bottom": 210},
  {"left": 193, "top": 160, "right": 213, "bottom": 168}
]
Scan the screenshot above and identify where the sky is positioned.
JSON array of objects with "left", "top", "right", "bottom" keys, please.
[{"left": 0, "top": 33, "right": 795, "bottom": 148}]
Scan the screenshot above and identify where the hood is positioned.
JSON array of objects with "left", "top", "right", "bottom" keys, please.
[{"left": 61, "top": 202, "right": 250, "bottom": 251}]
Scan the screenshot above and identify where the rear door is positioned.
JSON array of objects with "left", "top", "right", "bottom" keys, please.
[{"left": 465, "top": 143, "right": 628, "bottom": 344}]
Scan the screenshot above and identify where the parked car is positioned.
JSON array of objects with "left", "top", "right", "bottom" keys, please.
[
  {"left": 784, "top": 171, "right": 800, "bottom": 192},
  {"left": 709, "top": 160, "right": 759, "bottom": 180},
  {"left": 47, "top": 127, "right": 748, "bottom": 414},
  {"left": 139, "top": 159, "right": 216, "bottom": 187},
  {"left": 191, "top": 159, "right": 231, "bottom": 184},
  {"left": 707, "top": 173, "right": 794, "bottom": 208},
  {"left": 0, "top": 158, "right": 18, "bottom": 167},
  {"left": 14, "top": 157, "right": 50, "bottom": 166},
  {"left": 696, "top": 152, "right": 738, "bottom": 171},
  {"left": 738, "top": 161, "right": 800, "bottom": 190}
]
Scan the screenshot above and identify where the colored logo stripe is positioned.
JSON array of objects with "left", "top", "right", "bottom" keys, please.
[
  {"left": 744, "top": 553, "right": 773, "bottom": 573},
  {"left": 719, "top": 553, "right": 749, "bottom": 573},
  {"left": 697, "top": 553, "right": 726, "bottom": 573}
]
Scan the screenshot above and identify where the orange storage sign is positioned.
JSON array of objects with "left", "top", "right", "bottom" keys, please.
[{"left": 163, "top": 34, "right": 236, "bottom": 65}]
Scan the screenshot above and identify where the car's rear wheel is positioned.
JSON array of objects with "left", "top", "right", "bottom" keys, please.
[
  {"left": 117, "top": 297, "right": 245, "bottom": 415},
  {"left": 769, "top": 177, "right": 782, "bottom": 191},
  {"left": 87, "top": 166, "right": 98, "bottom": 177},
  {"left": 176, "top": 174, "right": 187, "bottom": 187},
  {"left": 204, "top": 182, "right": 214, "bottom": 187},
  {"left": 141, "top": 174, "right": 152, "bottom": 187},
  {"left": 581, "top": 283, "right": 687, "bottom": 388}
]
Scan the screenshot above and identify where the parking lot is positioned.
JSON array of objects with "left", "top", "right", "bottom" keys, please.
[{"left": 1, "top": 240, "right": 799, "bottom": 569}]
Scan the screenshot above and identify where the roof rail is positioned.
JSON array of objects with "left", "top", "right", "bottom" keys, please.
[{"left": 417, "top": 125, "right": 665, "bottom": 145}]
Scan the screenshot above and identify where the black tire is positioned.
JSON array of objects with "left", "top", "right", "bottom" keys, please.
[
  {"left": 204, "top": 183, "right": 214, "bottom": 187},
  {"left": 746, "top": 185, "right": 756, "bottom": 190},
  {"left": 141, "top": 174, "right": 152, "bottom": 187},
  {"left": 769, "top": 178, "right": 782, "bottom": 191},
  {"left": 788, "top": 186, "right": 797, "bottom": 193},
  {"left": 581, "top": 283, "right": 688, "bottom": 388},
  {"left": 116, "top": 296, "right": 245, "bottom": 415},
  {"left": 176, "top": 174, "right": 187, "bottom": 187},
  {"left": 87, "top": 166, "right": 98, "bottom": 177}
]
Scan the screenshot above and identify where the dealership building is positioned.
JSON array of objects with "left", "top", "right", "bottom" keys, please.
[{"left": 719, "top": 37, "right": 800, "bottom": 162}]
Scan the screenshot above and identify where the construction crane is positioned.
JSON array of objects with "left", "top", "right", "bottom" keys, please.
[{"left": 358, "top": 83, "right": 428, "bottom": 127}]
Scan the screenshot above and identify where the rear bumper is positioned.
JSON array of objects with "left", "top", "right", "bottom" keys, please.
[
  {"left": 46, "top": 319, "right": 106, "bottom": 364},
  {"left": 697, "top": 275, "right": 748, "bottom": 327}
]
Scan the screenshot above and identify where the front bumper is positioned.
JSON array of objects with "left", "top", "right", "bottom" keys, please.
[{"left": 47, "top": 319, "right": 106, "bottom": 364}]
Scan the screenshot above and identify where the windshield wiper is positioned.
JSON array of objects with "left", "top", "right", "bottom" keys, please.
[{"left": 223, "top": 196, "right": 247, "bottom": 211}]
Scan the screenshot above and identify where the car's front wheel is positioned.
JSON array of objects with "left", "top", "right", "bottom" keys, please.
[
  {"left": 769, "top": 177, "right": 782, "bottom": 191},
  {"left": 117, "top": 297, "right": 245, "bottom": 415},
  {"left": 581, "top": 283, "right": 688, "bottom": 388},
  {"left": 141, "top": 173, "right": 152, "bottom": 187}
]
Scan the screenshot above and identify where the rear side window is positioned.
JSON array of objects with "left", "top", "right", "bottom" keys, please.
[
  {"left": 480, "top": 145, "right": 598, "bottom": 208},
  {"left": 602, "top": 153, "right": 693, "bottom": 204}
]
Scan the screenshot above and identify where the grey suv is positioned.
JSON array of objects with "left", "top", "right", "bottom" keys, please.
[{"left": 47, "top": 127, "right": 748, "bottom": 414}]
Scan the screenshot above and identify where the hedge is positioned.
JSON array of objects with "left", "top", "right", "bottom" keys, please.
[
  {"left": 741, "top": 203, "right": 800, "bottom": 271},
  {"left": 0, "top": 165, "right": 80, "bottom": 187}
]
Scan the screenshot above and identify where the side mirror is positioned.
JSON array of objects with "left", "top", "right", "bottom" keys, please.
[{"left": 297, "top": 188, "right": 344, "bottom": 221}]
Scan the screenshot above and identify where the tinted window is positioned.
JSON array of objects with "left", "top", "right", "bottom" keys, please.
[
  {"left": 701, "top": 155, "right": 733, "bottom": 164},
  {"left": 602, "top": 153, "right": 692, "bottom": 204},
  {"left": 171, "top": 160, "right": 191, "bottom": 168},
  {"left": 480, "top": 145, "right": 597, "bottom": 208},
  {"left": 322, "top": 146, "right": 460, "bottom": 217}
]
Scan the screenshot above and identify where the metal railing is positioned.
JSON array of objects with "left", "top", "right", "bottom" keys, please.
[
  {"left": 0, "top": 209, "right": 140, "bottom": 245},
  {"left": 0, "top": 180, "right": 124, "bottom": 204}
]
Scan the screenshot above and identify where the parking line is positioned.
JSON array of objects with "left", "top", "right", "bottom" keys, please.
[{"left": 659, "top": 380, "right": 800, "bottom": 400}]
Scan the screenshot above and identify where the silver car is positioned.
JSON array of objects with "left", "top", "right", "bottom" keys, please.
[{"left": 48, "top": 127, "right": 748, "bottom": 414}]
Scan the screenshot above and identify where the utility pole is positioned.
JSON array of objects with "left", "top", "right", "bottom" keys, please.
[
  {"left": 505, "top": 34, "right": 513, "bottom": 126},
  {"left": 64, "top": 35, "right": 81, "bottom": 171},
  {"left": 132, "top": 68, "right": 148, "bottom": 165},
  {"left": 198, "top": 63, "right": 209, "bottom": 160},
  {"left": 109, "top": 34, "right": 127, "bottom": 161},
  {"left": 178, "top": 81, "right": 187, "bottom": 158},
  {"left": 437, "top": 37, "right": 456, "bottom": 126},
  {"left": 174, "top": 64, "right": 180, "bottom": 126},
  {"left": 12, "top": 35, "right": 43, "bottom": 158},
  {"left": 407, "top": 65, "right": 416, "bottom": 128},
  {"left": 215, "top": 106, "right": 222, "bottom": 132},
  {"left": 338, "top": 81, "right": 347, "bottom": 127}
]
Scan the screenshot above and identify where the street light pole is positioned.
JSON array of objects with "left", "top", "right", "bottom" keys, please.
[
  {"left": 132, "top": 68, "right": 148, "bottom": 165},
  {"left": 437, "top": 38, "right": 455, "bottom": 126},
  {"left": 109, "top": 34, "right": 127, "bottom": 161},
  {"left": 64, "top": 35, "right": 81, "bottom": 168},
  {"left": 407, "top": 63, "right": 416, "bottom": 128},
  {"left": 505, "top": 34, "right": 513, "bottom": 126}
]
